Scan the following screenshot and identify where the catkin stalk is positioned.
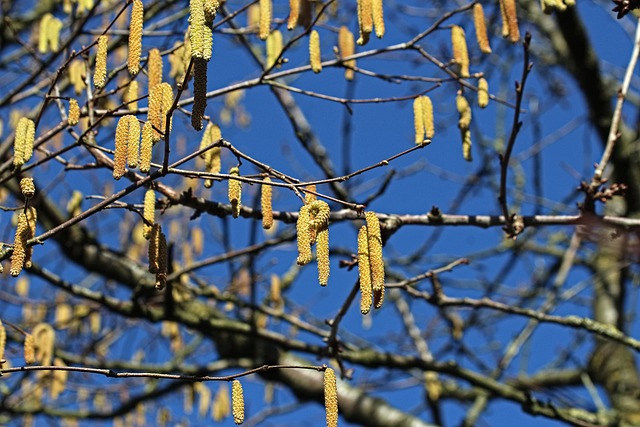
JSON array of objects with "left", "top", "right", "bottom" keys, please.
[
  {"left": 128, "top": 0, "right": 144, "bottom": 75},
  {"left": 94, "top": 35, "right": 108, "bottom": 89},
  {"left": 309, "top": 30, "right": 322, "bottom": 73},
  {"left": 324, "top": 368, "right": 338, "bottom": 427},
  {"left": 261, "top": 177, "right": 273, "bottom": 230},
  {"left": 473, "top": 4, "right": 492, "bottom": 54}
]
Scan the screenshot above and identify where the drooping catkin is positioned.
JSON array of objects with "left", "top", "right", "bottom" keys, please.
[
  {"left": 324, "top": 368, "right": 338, "bottom": 427},
  {"left": 191, "top": 58, "right": 208, "bottom": 131},
  {"left": 190, "top": 0, "right": 214, "bottom": 60},
  {"left": 296, "top": 204, "right": 312, "bottom": 265},
  {"left": 124, "top": 81, "right": 139, "bottom": 111},
  {"left": 139, "top": 121, "right": 154, "bottom": 173},
  {"left": 261, "top": 177, "right": 273, "bottom": 230},
  {"left": 461, "top": 128, "right": 472, "bottom": 162},
  {"left": 357, "top": 0, "right": 373, "bottom": 45},
  {"left": 68, "top": 98, "right": 80, "bottom": 126},
  {"left": 10, "top": 213, "right": 29, "bottom": 277},
  {"left": 316, "top": 225, "right": 330, "bottom": 286},
  {"left": 309, "top": 30, "right": 322, "bottom": 73},
  {"left": 288, "top": 0, "right": 300, "bottom": 30},
  {"left": 456, "top": 92, "right": 471, "bottom": 130},
  {"left": 0, "top": 321, "right": 5, "bottom": 362},
  {"left": 422, "top": 96, "right": 434, "bottom": 140},
  {"left": 24, "top": 207, "right": 37, "bottom": 269},
  {"left": 451, "top": 25, "right": 470, "bottom": 78},
  {"left": 113, "top": 116, "right": 130, "bottom": 180},
  {"left": 308, "top": 200, "right": 330, "bottom": 230},
  {"left": 38, "top": 14, "right": 53, "bottom": 53},
  {"left": 128, "top": 0, "right": 144, "bottom": 75},
  {"left": 143, "top": 188, "right": 155, "bottom": 239},
  {"left": 94, "top": 35, "right": 108, "bottom": 89},
  {"left": 147, "top": 83, "right": 163, "bottom": 141},
  {"left": 148, "top": 223, "right": 162, "bottom": 273},
  {"left": 14, "top": 117, "right": 35, "bottom": 168},
  {"left": 127, "top": 116, "right": 141, "bottom": 169},
  {"left": 148, "top": 48, "right": 163, "bottom": 91},
  {"left": 413, "top": 97, "right": 424, "bottom": 145},
  {"left": 231, "top": 380, "right": 245, "bottom": 425},
  {"left": 266, "top": 30, "right": 283, "bottom": 69},
  {"left": 259, "top": 0, "right": 272, "bottom": 40},
  {"left": 24, "top": 334, "right": 35, "bottom": 364},
  {"left": 357, "top": 226, "right": 373, "bottom": 314},
  {"left": 47, "top": 16, "right": 64, "bottom": 52},
  {"left": 338, "top": 26, "right": 355, "bottom": 81},
  {"left": 228, "top": 166, "right": 242, "bottom": 218},
  {"left": 20, "top": 177, "right": 35, "bottom": 199},
  {"left": 32, "top": 323, "right": 55, "bottom": 366},
  {"left": 473, "top": 4, "right": 492, "bottom": 54},
  {"left": 501, "top": 0, "right": 520, "bottom": 43},
  {"left": 478, "top": 77, "right": 489, "bottom": 108},
  {"left": 365, "top": 212, "right": 384, "bottom": 293},
  {"left": 372, "top": 0, "right": 384, "bottom": 38},
  {"left": 155, "top": 228, "right": 167, "bottom": 290},
  {"left": 69, "top": 60, "right": 87, "bottom": 95},
  {"left": 203, "top": 125, "right": 222, "bottom": 187}
]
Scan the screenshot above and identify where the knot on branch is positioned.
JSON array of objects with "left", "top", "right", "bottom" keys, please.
[{"left": 612, "top": 0, "right": 640, "bottom": 18}]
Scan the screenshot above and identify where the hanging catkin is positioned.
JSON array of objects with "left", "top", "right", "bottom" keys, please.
[
  {"left": 309, "top": 30, "right": 322, "bottom": 73},
  {"left": 473, "top": 4, "right": 492, "bottom": 54},
  {"left": 324, "top": 368, "right": 338, "bottom": 427},
  {"left": 228, "top": 166, "right": 242, "bottom": 218},
  {"left": 372, "top": 0, "right": 384, "bottom": 38},
  {"left": 94, "top": 35, "right": 108, "bottom": 88},
  {"left": 148, "top": 48, "right": 163, "bottom": 91},
  {"left": 261, "top": 177, "right": 273, "bottom": 230},
  {"left": 68, "top": 98, "right": 80, "bottom": 126},
  {"left": 231, "top": 380, "right": 245, "bottom": 424},
  {"left": 451, "top": 25, "right": 470, "bottom": 78},
  {"left": 338, "top": 26, "right": 355, "bottom": 81},
  {"left": 296, "top": 204, "right": 312, "bottom": 265},
  {"left": 357, "top": 0, "right": 373, "bottom": 45},
  {"left": 10, "top": 213, "right": 29, "bottom": 277},
  {"left": 259, "top": 0, "right": 272, "bottom": 40},
  {"left": 288, "top": 0, "right": 300, "bottom": 30},
  {"left": 358, "top": 226, "right": 373, "bottom": 314},
  {"left": 143, "top": 188, "right": 155, "bottom": 239},
  {"left": 14, "top": 117, "right": 35, "bottom": 168},
  {"left": 365, "top": 212, "right": 384, "bottom": 297},
  {"left": 128, "top": 0, "right": 144, "bottom": 75}
]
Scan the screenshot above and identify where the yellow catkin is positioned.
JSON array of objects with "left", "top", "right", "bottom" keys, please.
[
  {"left": 324, "top": 368, "right": 338, "bottom": 427},
  {"left": 10, "top": 213, "right": 29, "bottom": 277},
  {"left": 365, "top": 211, "right": 384, "bottom": 293},
  {"left": 288, "top": 0, "right": 300, "bottom": 30},
  {"left": 204, "top": 0, "right": 220, "bottom": 23},
  {"left": 228, "top": 167, "right": 242, "bottom": 218},
  {"left": 501, "top": 0, "right": 520, "bottom": 43},
  {"left": 139, "top": 121, "right": 154, "bottom": 173},
  {"left": 68, "top": 98, "right": 80, "bottom": 126},
  {"left": 128, "top": 0, "right": 144, "bottom": 75},
  {"left": 357, "top": 0, "right": 373, "bottom": 45},
  {"left": 190, "top": 0, "right": 214, "bottom": 60},
  {"left": 38, "top": 14, "right": 53, "bottom": 53},
  {"left": 338, "top": 26, "right": 355, "bottom": 81},
  {"left": 473, "top": 4, "right": 492, "bottom": 54},
  {"left": 14, "top": 117, "right": 35, "bottom": 168},
  {"left": 148, "top": 83, "right": 163, "bottom": 141},
  {"left": 316, "top": 226, "right": 330, "bottom": 286},
  {"left": 373, "top": 285, "right": 384, "bottom": 309},
  {"left": 372, "top": 0, "right": 384, "bottom": 38},
  {"left": 0, "top": 321, "right": 5, "bottom": 362},
  {"left": 461, "top": 128, "right": 472, "bottom": 162},
  {"left": 94, "top": 35, "right": 108, "bottom": 89},
  {"left": 296, "top": 204, "right": 312, "bottom": 265},
  {"left": 203, "top": 124, "right": 222, "bottom": 187},
  {"left": 24, "top": 334, "right": 35, "bottom": 364},
  {"left": 24, "top": 207, "right": 37, "bottom": 269},
  {"left": 261, "top": 177, "right": 273, "bottom": 230},
  {"left": 47, "top": 17, "right": 64, "bottom": 52},
  {"left": 32, "top": 323, "right": 55, "bottom": 365},
  {"left": 192, "top": 58, "right": 208, "bottom": 131},
  {"left": 69, "top": 60, "right": 87, "bottom": 95},
  {"left": 456, "top": 93, "right": 471, "bottom": 130},
  {"left": 259, "top": 0, "right": 272, "bottom": 40},
  {"left": 113, "top": 116, "right": 129, "bottom": 180},
  {"left": 451, "top": 25, "right": 470, "bottom": 78},
  {"left": 422, "top": 96, "right": 434, "bottom": 140},
  {"left": 309, "top": 30, "right": 322, "bottom": 73},
  {"left": 231, "top": 380, "right": 245, "bottom": 425},
  {"left": 143, "top": 188, "right": 155, "bottom": 240},
  {"left": 148, "top": 223, "right": 162, "bottom": 273},
  {"left": 478, "top": 77, "right": 489, "bottom": 108},
  {"left": 20, "top": 177, "right": 35, "bottom": 199},
  {"left": 309, "top": 200, "right": 330, "bottom": 230},
  {"left": 127, "top": 116, "right": 141, "bottom": 169},
  {"left": 51, "top": 358, "right": 68, "bottom": 399},
  {"left": 413, "top": 97, "right": 424, "bottom": 145},
  {"left": 266, "top": 30, "right": 283, "bottom": 69},
  {"left": 148, "top": 48, "right": 163, "bottom": 92},
  {"left": 124, "top": 81, "right": 139, "bottom": 111},
  {"left": 358, "top": 226, "right": 373, "bottom": 314},
  {"left": 155, "top": 228, "right": 167, "bottom": 289}
]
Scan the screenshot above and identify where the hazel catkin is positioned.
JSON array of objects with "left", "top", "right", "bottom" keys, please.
[
  {"left": 128, "top": 0, "right": 144, "bottom": 75},
  {"left": 190, "top": 0, "right": 214, "bottom": 60},
  {"left": 372, "top": 0, "right": 384, "bottom": 38},
  {"left": 309, "top": 30, "right": 322, "bottom": 73},
  {"left": 501, "top": 0, "right": 520, "bottom": 43},
  {"left": 228, "top": 166, "right": 242, "bottom": 218},
  {"left": 10, "top": 213, "right": 29, "bottom": 277},
  {"left": 148, "top": 48, "right": 163, "bottom": 91},
  {"left": 288, "top": 0, "right": 300, "bottom": 30},
  {"left": 451, "top": 25, "right": 470, "bottom": 78},
  {"left": 478, "top": 77, "right": 489, "bottom": 108},
  {"left": 357, "top": 0, "right": 373, "bottom": 45},
  {"left": 143, "top": 188, "right": 155, "bottom": 239},
  {"left": 24, "top": 334, "right": 35, "bottom": 364},
  {"left": 14, "top": 117, "right": 35, "bottom": 168},
  {"left": 259, "top": 0, "right": 272, "bottom": 40},
  {"left": 473, "top": 4, "right": 492, "bottom": 54},
  {"left": 113, "top": 116, "right": 130, "bottom": 179},
  {"left": 20, "top": 177, "right": 35, "bottom": 199},
  {"left": 358, "top": 226, "right": 373, "bottom": 314},
  {"left": 324, "top": 368, "right": 338, "bottom": 427},
  {"left": 127, "top": 116, "right": 141, "bottom": 169},
  {"left": 296, "top": 204, "right": 312, "bottom": 265},
  {"left": 261, "top": 177, "right": 273, "bottom": 230},
  {"left": 231, "top": 380, "right": 245, "bottom": 425},
  {"left": 68, "top": 98, "right": 80, "bottom": 126},
  {"left": 94, "top": 35, "right": 108, "bottom": 89},
  {"left": 365, "top": 212, "right": 384, "bottom": 295},
  {"left": 413, "top": 97, "right": 424, "bottom": 145},
  {"left": 139, "top": 121, "right": 154, "bottom": 173},
  {"left": 316, "top": 225, "right": 330, "bottom": 286},
  {"left": 338, "top": 26, "right": 356, "bottom": 81},
  {"left": 266, "top": 30, "right": 283, "bottom": 69},
  {"left": 124, "top": 81, "right": 139, "bottom": 111}
]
